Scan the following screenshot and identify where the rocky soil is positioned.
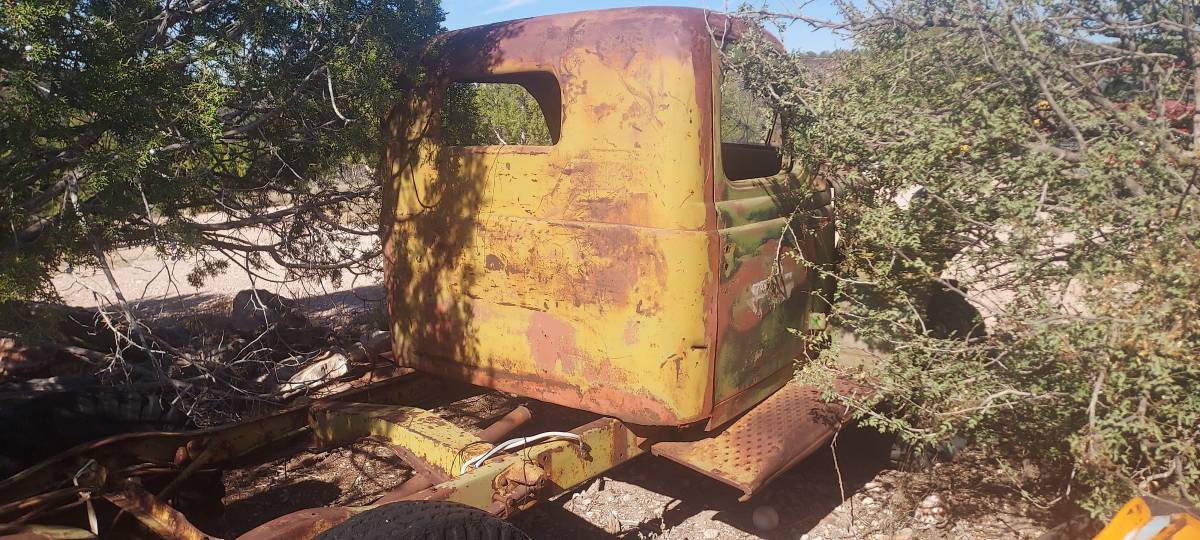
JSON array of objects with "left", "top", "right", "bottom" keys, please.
[{"left": 513, "top": 427, "right": 1059, "bottom": 540}]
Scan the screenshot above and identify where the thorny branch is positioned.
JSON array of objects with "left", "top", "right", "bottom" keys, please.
[{"left": 719, "top": 0, "right": 1200, "bottom": 513}]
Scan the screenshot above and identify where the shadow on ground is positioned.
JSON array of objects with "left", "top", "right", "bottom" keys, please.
[
  {"left": 515, "top": 426, "right": 894, "bottom": 539},
  {"left": 121, "top": 284, "right": 386, "bottom": 323}
]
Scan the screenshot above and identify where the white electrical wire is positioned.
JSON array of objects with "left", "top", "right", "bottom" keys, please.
[
  {"left": 460, "top": 431, "right": 582, "bottom": 475},
  {"left": 72, "top": 459, "right": 98, "bottom": 535}
]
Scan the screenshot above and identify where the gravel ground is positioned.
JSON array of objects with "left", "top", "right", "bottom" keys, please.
[{"left": 514, "top": 428, "right": 1057, "bottom": 540}]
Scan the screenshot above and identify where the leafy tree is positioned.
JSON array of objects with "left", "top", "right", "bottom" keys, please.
[
  {"left": 1, "top": 0, "right": 443, "bottom": 313},
  {"left": 729, "top": 0, "right": 1200, "bottom": 516}
]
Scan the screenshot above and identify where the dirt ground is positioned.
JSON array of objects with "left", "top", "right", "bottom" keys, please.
[
  {"left": 46, "top": 249, "right": 1065, "bottom": 539},
  {"left": 51, "top": 244, "right": 385, "bottom": 325}
]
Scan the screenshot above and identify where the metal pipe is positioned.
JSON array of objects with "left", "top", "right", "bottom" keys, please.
[
  {"left": 375, "top": 475, "right": 434, "bottom": 504},
  {"left": 477, "top": 406, "right": 533, "bottom": 443}
]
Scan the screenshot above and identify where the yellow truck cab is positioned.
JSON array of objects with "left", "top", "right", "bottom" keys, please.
[{"left": 381, "top": 6, "right": 836, "bottom": 431}]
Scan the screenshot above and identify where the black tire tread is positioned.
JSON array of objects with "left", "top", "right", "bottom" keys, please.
[{"left": 314, "top": 501, "right": 530, "bottom": 540}]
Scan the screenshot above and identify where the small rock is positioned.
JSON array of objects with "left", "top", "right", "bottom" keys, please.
[
  {"left": 703, "top": 528, "right": 719, "bottom": 539},
  {"left": 893, "top": 527, "right": 915, "bottom": 540},
  {"left": 862, "top": 496, "right": 877, "bottom": 505},
  {"left": 274, "top": 349, "right": 349, "bottom": 396},
  {"left": 586, "top": 477, "right": 606, "bottom": 494},
  {"left": 914, "top": 493, "right": 948, "bottom": 527},
  {"left": 604, "top": 511, "right": 621, "bottom": 534},
  {"left": 752, "top": 505, "right": 780, "bottom": 531}
]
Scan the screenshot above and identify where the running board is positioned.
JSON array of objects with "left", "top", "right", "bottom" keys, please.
[{"left": 651, "top": 379, "right": 862, "bottom": 500}]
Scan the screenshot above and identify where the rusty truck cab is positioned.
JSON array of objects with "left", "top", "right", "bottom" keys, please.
[{"left": 381, "top": 7, "right": 835, "bottom": 430}]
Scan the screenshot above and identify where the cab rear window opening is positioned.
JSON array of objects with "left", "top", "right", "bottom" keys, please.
[{"left": 437, "top": 72, "right": 561, "bottom": 147}]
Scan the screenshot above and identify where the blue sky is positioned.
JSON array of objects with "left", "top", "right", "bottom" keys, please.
[{"left": 440, "top": 1, "right": 852, "bottom": 52}]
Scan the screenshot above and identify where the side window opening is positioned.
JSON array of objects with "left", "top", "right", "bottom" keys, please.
[
  {"left": 438, "top": 72, "right": 561, "bottom": 147},
  {"left": 719, "top": 56, "right": 783, "bottom": 181}
]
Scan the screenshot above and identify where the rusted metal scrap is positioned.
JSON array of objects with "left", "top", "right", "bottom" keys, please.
[
  {"left": 653, "top": 378, "right": 867, "bottom": 500},
  {"left": 104, "top": 481, "right": 215, "bottom": 540}
]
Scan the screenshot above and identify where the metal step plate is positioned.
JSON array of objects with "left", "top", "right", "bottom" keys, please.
[{"left": 651, "top": 379, "right": 860, "bottom": 500}]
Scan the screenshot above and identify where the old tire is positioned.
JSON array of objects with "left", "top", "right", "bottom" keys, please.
[{"left": 314, "top": 501, "right": 530, "bottom": 540}]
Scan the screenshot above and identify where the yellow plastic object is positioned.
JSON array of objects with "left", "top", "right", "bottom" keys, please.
[{"left": 1094, "top": 497, "right": 1200, "bottom": 540}]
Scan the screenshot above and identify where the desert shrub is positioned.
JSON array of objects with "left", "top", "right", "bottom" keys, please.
[{"left": 728, "top": 0, "right": 1200, "bottom": 516}]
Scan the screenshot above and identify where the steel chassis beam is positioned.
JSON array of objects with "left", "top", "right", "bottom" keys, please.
[{"left": 0, "top": 373, "right": 646, "bottom": 540}]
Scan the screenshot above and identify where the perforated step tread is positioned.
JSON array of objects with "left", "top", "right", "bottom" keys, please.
[{"left": 651, "top": 379, "right": 861, "bottom": 500}]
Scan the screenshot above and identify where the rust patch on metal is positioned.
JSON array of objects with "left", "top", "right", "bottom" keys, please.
[
  {"left": 490, "top": 462, "right": 547, "bottom": 518},
  {"left": 484, "top": 253, "right": 505, "bottom": 271},
  {"left": 526, "top": 312, "right": 580, "bottom": 374},
  {"left": 652, "top": 378, "right": 865, "bottom": 500},
  {"left": 405, "top": 354, "right": 681, "bottom": 425},
  {"left": 0, "top": 526, "right": 97, "bottom": 539},
  {"left": 104, "top": 482, "right": 213, "bottom": 540},
  {"left": 622, "top": 319, "right": 639, "bottom": 345},
  {"left": 723, "top": 238, "right": 805, "bottom": 332},
  {"left": 235, "top": 507, "right": 354, "bottom": 540}
]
